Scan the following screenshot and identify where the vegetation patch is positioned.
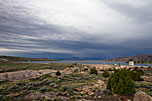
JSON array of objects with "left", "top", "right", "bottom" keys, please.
[
  {"left": 90, "top": 68, "right": 98, "bottom": 75},
  {"left": 102, "top": 70, "right": 110, "bottom": 78},
  {"left": 107, "top": 69, "right": 136, "bottom": 95}
]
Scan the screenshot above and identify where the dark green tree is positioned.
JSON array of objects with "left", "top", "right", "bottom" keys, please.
[
  {"left": 114, "top": 79, "right": 124, "bottom": 94},
  {"left": 124, "top": 75, "right": 136, "bottom": 95},
  {"left": 136, "top": 69, "right": 144, "bottom": 75},
  {"left": 102, "top": 70, "right": 110, "bottom": 78},
  {"left": 56, "top": 71, "right": 61, "bottom": 76},
  {"left": 90, "top": 68, "right": 98, "bottom": 75},
  {"left": 129, "top": 71, "right": 143, "bottom": 81},
  {"left": 107, "top": 69, "right": 135, "bottom": 95}
]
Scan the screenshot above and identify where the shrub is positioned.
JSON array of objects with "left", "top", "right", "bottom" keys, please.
[
  {"left": 55, "top": 79, "right": 63, "bottom": 83},
  {"left": 90, "top": 68, "right": 98, "bottom": 75},
  {"left": 16, "top": 82, "right": 25, "bottom": 86},
  {"left": 56, "top": 71, "right": 61, "bottom": 76},
  {"left": 129, "top": 71, "right": 143, "bottom": 81},
  {"left": 136, "top": 69, "right": 144, "bottom": 75},
  {"left": 41, "top": 74, "right": 52, "bottom": 79},
  {"left": 60, "top": 86, "right": 74, "bottom": 93},
  {"left": 53, "top": 97, "right": 63, "bottom": 101},
  {"left": 39, "top": 87, "right": 49, "bottom": 93},
  {"left": 107, "top": 69, "right": 135, "bottom": 95},
  {"left": 134, "top": 67, "right": 139, "bottom": 71},
  {"left": 49, "top": 83, "right": 56, "bottom": 87},
  {"left": 108, "top": 68, "right": 113, "bottom": 71},
  {"left": 29, "top": 77, "right": 41, "bottom": 81},
  {"left": 83, "top": 68, "right": 88, "bottom": 71},
  {"left": 103, "top": 90, "right": 112, "bottom": 95},
  {"left": 0, "top": 95, "right": 3, "bottom": 99},
  {"left": 102, "top": 70, "right": 110, "bottom": 78},
  {"left": 8, "top": 85, "right": 18, "bottom": 90},
  {"left": 22, "top": 86, "right": 36, "bottom": 90}
]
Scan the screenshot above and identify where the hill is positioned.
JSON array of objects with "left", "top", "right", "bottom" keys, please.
[
  {"left": 104, "top": 55, "right": 152, "bottom": 63},
  {"left": 0, "top": 56, "right": 55, "bottom": 62}
]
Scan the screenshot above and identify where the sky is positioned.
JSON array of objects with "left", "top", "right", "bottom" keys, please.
[{"left": 0, "top": 0, "right": 152, "bottom": 59}]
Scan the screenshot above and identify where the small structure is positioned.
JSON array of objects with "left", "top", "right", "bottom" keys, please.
[{"left": 129, "top": 61, "right": 134, "bottom": 66}]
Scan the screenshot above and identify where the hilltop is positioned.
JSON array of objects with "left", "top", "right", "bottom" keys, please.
[
  {"left": 104, "top": 54, "right": 152, "bottom": 63},
  {"left": 0, "top": 56, "right": 55, "bottom": 62}
]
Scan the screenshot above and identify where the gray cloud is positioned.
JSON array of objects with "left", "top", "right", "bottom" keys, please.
[
  {"left": 102, "top": 0, "right": 152, "bottom": 23},
  {"left": 0, "top": 0, "right": 152, "bottom": 59}
]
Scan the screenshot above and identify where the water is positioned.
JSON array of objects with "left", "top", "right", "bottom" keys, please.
[{"left": 20, "top": 60, "right": 152, "bottom": 66}]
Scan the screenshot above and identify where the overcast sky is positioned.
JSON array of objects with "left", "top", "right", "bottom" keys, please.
[{"left": 0, "top": 0, "right": 152, "bottom": 59}]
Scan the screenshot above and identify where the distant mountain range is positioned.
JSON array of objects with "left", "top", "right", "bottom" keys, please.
[
  {"left": 1, "top": 55, "right": 152, "bottom": 62},
  {"left": 0, "top": 56, "right": 55, "bottom": 62},
  {"left": 104, "top": 55, "right": 152, "bottom": 62}
]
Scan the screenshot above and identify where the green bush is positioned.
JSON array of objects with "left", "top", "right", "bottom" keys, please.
[
  {"left": 102, "top": 70, "right": 110, "bottom": 78},
  {"left": 83, "top": 68, "right": 88, "bottom": 71},
  {"left": 107, "top": 69, "right": 135, "bottom": 95},
  {"left": 134, "top": 67, "right": 139, "bottom": 71},
  {"left": 60, "top": 86, "right": 74, "bottom": 93},
  {"left": 129, "top": 71, "right": 143, "bottom": 81},
  {"left": 41, "top": 74, "right": 52, "bottom": 79},
  {"left": 53, "top": 97, "right": 63, "bottom": 101},
  {"left": 49, "top": 83, "right": 60, "bottom": 88},
  {"left": 90, "top": 68, "right": 97, "bottom": 75},
  {"left": 136, "top": 69, "right": 144, "bottom": 75},
  {"left": 103, "top": 90, "right": 112, "bottom": 95},
  {"left": 39, "top": 87, "right": 49, "bottom": 93},
  {"left": 8, "top": 85, "right": 19, "bottom": 90},
  {"left": 108, "top": 68, "right": 113, "bottom": 71},
  {"left": 56, "top": 71, "right": 61, "bottom": 76}
]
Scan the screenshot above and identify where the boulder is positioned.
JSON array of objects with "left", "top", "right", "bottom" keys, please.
[
  {"left": 134, "top": 91, "right": 152, "bottom": 101},
  {"left": 25, "top": 92, "right": 45, "bottom": 99},
  {"left": 93, "top": 80, "right": 106, "bottom": 91},
  {"left": 141, "top": 76, "right": 152, "bottom": 82}
]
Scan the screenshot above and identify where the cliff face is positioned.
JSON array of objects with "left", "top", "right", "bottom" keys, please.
[{"left": 104, "top": 55, "right": 152, "bottom": 62}]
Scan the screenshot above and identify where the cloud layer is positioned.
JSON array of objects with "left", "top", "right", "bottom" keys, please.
[{"left": 0, "top": 0, "right": 152, "bottom": 59}]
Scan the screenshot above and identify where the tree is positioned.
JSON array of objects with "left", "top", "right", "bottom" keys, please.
[
  {"left": 107, "top": 69, "right": 135, "bottom": 95},
  {"left": 90, "top": 68, "right": 98, "bottom": 75},
  {"left": 124, "top": 75, "right": 136, "bottom": 95},
  {"left": 129, "top": 71, "right": 143, "bottom": 81},
  {"left": 102, "top": 70, "right": 110, "bottom": 78},
  {"left": 114, "top": 79, "right": 124, "bottom": 94},
  {"left": 56, "top": 71, "right": 61, "bottom": 76},
  {"left": 136, "top": 69, "right": 144, "bottom": 75}
]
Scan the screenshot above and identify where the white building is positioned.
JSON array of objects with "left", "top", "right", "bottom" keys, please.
[{"left": 129, "top": 61, "right": 134, "bottom": 66}]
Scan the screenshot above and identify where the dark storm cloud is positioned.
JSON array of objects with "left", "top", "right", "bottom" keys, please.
[{"left": 0, "top": 0, "right": 152, "bottom": 59}]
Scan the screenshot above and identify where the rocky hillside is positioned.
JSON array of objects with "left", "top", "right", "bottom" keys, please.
[
  {"left": 104, "top": 55, "right": 152, "bottom": 62},
  {"left": 0, "top": 56, "right": 54, "bottom": 61}
]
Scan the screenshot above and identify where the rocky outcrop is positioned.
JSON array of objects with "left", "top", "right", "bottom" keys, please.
[
  {"left": 134, "top": 91, "right": 152, "bottom": 101},
  {"left": 0, "top": 69, "right": 56, "bottom": 81},
  {"left": 76, "top": 86, "right": 95, "bottom": 96},
  {"left": 75, "top": 80, "right": 106, "bottom": 96},
  {"left": 93, "top": 80, "right": 106, "bottom": 91},
  {"left": 25, "top": 92, "right": 58, "bottom": 100},
  {"left": 0, "top": 69, "right": 72, "bottom": 81},
  {"left": 141, "top": 76, "right": 152, "bottom": 82}
]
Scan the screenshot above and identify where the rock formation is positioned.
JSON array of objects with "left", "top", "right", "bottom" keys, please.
[{"left": 134, "top": 91, "right": 152, "bottom": 101}]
